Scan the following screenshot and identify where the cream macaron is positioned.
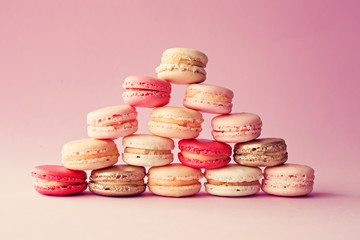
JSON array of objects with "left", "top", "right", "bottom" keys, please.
[
  {"left": 147, "top": 164, "right": 204, "bottom": 197},
  {"left": 148, "top": 106, "right": 204, "bottom": 139},
  {"left": 156, "top": 48, "right": 208, "bottom": 84},
  {"left": 122, "top": 134, "right": 175, "bottom": 167},
  {"left": 62, "top": 138, "right": 119, "bottom": 170},
  {"left": 205, "top": 164, "right": 263, "bottom": 197}
]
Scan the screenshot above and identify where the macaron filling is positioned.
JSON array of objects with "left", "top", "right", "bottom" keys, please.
[
  {"left": 124, "top": 147, "right": 171, "bottom": 155},
  {"left": 151, "top": 116, "right": 203, "bottom": 129},
  {"left": 185, "top": 89, "right": 232, "bottom": 102},
  {"left": 181, "top": 151, "right": 230, "bottom": 162},
  {"left": 207, "top": 179, "right": 260, "bottom": 187},
  {"left": 156, "top": 64, "right": 206, "bottom": 75}
]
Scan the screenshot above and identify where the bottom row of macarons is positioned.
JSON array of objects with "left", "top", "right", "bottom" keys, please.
[{"left": 31, "top": 163, "right": 315, "bottom": 197}]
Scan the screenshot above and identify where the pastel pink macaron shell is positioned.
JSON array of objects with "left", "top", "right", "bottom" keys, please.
[
  {"left": 211, "top": 112, "right": 262, "bottom": 143},
  {"left": 31, "top": 165, "right": 87, "bottom": 195},
  {"left": 87, "top": 105, "right": 138, "bottom": 139},
  {"left": 178, "top": 139, "right": 232, "bottom": 169},
  {"left": 183, "top": 84, "right": 234, "bottom": 114},
  {"left": 261, "top": 164, "right": 315, "bottom": 197},
  {"left": 122, "top": 76, "right": 171, "bottom": 108}
]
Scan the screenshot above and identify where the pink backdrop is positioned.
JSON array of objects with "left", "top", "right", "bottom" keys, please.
[{"left": 1, "top": 0, "right": 359, "bottom": 239}]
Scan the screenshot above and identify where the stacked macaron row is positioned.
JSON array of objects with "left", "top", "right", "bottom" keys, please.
[{"left": 31, "top": 48, "right": 315, "bottom": 198}]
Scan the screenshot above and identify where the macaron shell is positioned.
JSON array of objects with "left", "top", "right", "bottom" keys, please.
[
  {"left": 87, "top": 105, "right": 137, "bottom": 126},
  {"left": 183, "top": 97, "right": 232, "bottom": 114},
  {"left": 31, "top": 165, "right": 87, "bottom": 183},
  {"left": 161, "top": 48, "right": 208, "bottom": 66},
  {"left": 122, "top": 91, "right": 170, "bottom": 108},
  {"left": 148, "top": 183, "right": 201, "bottom": 197},
  {"left": 122, "top": 134, "right": 175, "bottom": 150},
  {"left": 205, "top": 164, "right": 263, "bottom": 183},
  {"left": 157, "top": 67, "right": 206, "bottom": 84},
  {"left": 123, "top": 76, "right": 171, "bottom": 92},
  {"left": 148, "top": 164, "right": 203, "bottom": 180},
  {"left": 34, "top": 183, "right": 87, "bottom": 196},
  {"left": 88, "top": 119, "right": 138, "bottom": 139},
  {"left": 88, "top": 182, "right": 146, "bottom": 196},
  {"left": 89, "top": 165, "right": 146, "bottom": 182},
  {"left": 148, "top": 121, "right": 201, "bottom": 139},
  {"left": 122, "top": 153, "right": 173, "bottom": 167},
  {"left": 178, "top": 139, "right": 232, "bottom": 156},
  {"left": 261, "top": 164, "right": 315, "bottom": 197},
  {"left": 204, "top": 183, "right": 260, "bottom": 197},
  {"left": 178, "top": 153, "right": 230, "bottom": 169}
]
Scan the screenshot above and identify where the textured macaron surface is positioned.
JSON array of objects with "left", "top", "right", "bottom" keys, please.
[
  {"left": 185, "top": 84, "right": 234, "bottom": 101},
  {"left": 31, "top": 165, "right": 87, "bottom": 183},
  {"left": 179, "top": 139, "right": 231, "bottom": 156},
  {"left": 205, "top": 164, "right": 263, "bottom": 183},
  {"left": 90, "top": 165, "right": 146, "bottom": 182},
  {"left": 123, "top": 76, "right": 171, "bottom": 92},
  {"left": 122, "top": 134, "right": 174, "bottom": 150},
  {"left": 159, "top": 48, "right": 208, "bottom": 67},
  {"left": 62, "top": 138, "right": 119, "bottom": 157},
  {"left": 148, "top": 164, "right": 203, "bottom": 181},
  {"left": 212, "top": 112, "right": 262, "bottom": 131},
  {"left": 87, "top": 105, "right": 137, "bottom": 126}
]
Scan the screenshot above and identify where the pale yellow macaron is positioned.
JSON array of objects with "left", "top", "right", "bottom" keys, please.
[
  {"left": 148, "top": 106, "right": 204, "bottom": 139},
  {"left": 156, "top": 48, "right": 208, "bottom": 84},
  {"left": 62, "top": 138, "right": 119, "bottom": 170},
  {"left": 147, "top": 164, "right": 204, "bottom": 197},
  {"left": 122, "top": 134, "right": 175, "bottom": 167}
]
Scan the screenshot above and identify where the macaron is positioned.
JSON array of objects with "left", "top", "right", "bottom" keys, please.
[
  {"left": 234, "top": 138, "right": 288, "bottom": 167},
  {"left": 147, "top": 164, "right": 204, "bottom": 197},
  {"left": 87, "top": 105, "right": 138, "bottom": 140},
  {"left": 211, "top": 112, "right": 262, "bottom": 143},
  {"left": 31, "top": 165, "right": 87, "bottom": 195},
  {"left": 122, "top": 134, "right": 175, "bottom": 167},
  {"left": 204, "top": 164, "right": 262, "bottom": 197},
  {"left": 261, "top": 164, "right": 315, "bottom": 197},
  {"left": 156, "top": 48, "right": 208, "bottom": 84},
  {"left": 62, "top": 138, "right": 119, "bottom": 170},
  {"left": 183, "top": 84, "right": 234, "bottom": 114},
  {"left": 148, "top": 106, "right": 204, "bottom": 139},
  {"left": 122, "top": 76, "right": 171, "bottom": 108},
  {"left": 178, "top": 139, "right": 232, "bottom": 169},
  {"left": 89, "top": 165, "right": 146, "bottom": 196}
]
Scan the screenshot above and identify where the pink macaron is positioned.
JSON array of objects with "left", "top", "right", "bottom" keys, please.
[
  {"left": 31, "top": 165, "right": 87, "bottom": 195},
  {"left": 122, "top": 76, "right": 171, "bottom": 108},
  {"left": 183, "top": 84, "right": 234, "bottom": 114},
  {"left": 211, "top": 112, "right": 262, "bottom": 143},
  {"left": 261, "top": 164, "right": 315, "bottom": 197},
  {"left": 87, "top": 105, "right": 138, "bottom": 139},
  {"left": 178, "top": 139, "right": 232, "bottom": 169}
]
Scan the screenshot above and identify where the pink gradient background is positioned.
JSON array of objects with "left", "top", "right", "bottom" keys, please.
[{"left": 1, "top": 0, "right": 359, "bottom": 239}]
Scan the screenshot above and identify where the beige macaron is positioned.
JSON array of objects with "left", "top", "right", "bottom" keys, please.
[
  {"left": 205, "top": 164, "right": 263, "bottom": 197},
  {"left": 61, "top": 138, "right": 119, "bottom": 170},
  {"left": 122, "top": 134, "right": 175, "bottom": 167},
  {"left": 147, "top": 164, "right": 204, "bottom": 197},
  {"left": 148, "top": 106, "right": 204, "bottom": 139},
  {"left": 156, "top": 48, "right": 208, "bottom": 84}
]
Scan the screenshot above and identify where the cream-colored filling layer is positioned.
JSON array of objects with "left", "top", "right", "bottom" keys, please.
[
  {"left": 162, "top": 55, "right": 205, "bottom": 67},
  {"left": 207, "top": 179, "right": 259, "bottom": 186},
  {"left": 148, "top": 178, "right": 200, "bottom": 187},
  {"left": 185, "top": 89, "right": 231, "bottom": 102},
  {"left": 124, "top": 147, "right": 171, "bottom": 155},
  {"left": 90, "top": 119, "right": 137, "bottom": 128},
  {"left": 151, "top": 116, "right": 202, "bottom": 128},
  {"left": 34, "top": 178, "right": 69, "bottom": 188},
  {"left": 62, "top": 150, "right": 119, "bottom": 161},
  {"left": 181, "top": 151, "right": 229, "bottom": 161}
]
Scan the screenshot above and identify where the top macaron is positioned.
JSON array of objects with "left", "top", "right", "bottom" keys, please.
[
  {"left": 122, "top": 76, "right": 171, "bottom": 108},
  {"left": 156, "top": 48, "right": 208, "bottom": 84}
]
